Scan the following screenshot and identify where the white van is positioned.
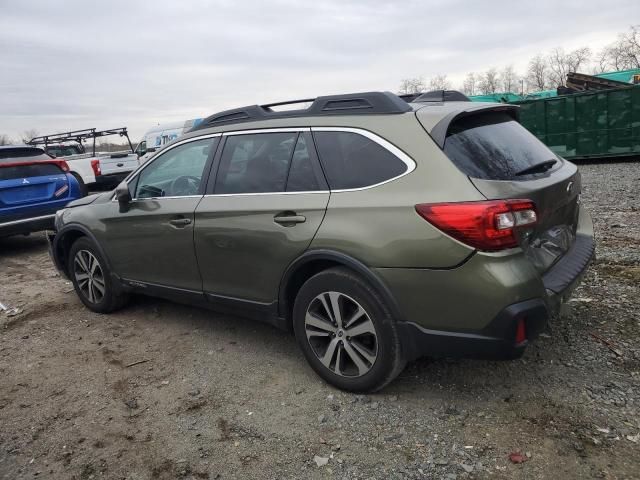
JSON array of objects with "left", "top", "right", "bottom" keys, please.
[{"left": 135, "top": 118, "right": 204, "bottom": 163}]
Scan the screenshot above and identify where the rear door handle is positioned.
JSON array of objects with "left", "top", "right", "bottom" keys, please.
[
  {"left": 169, "top": 217, "right": 192, "bottom": 228},
  {"left": 274, "top": 213, "right": 306, "bottom": 225}
]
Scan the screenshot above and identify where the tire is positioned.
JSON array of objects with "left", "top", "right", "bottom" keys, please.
[
  {"left": 293, "top": 267, "right": 405, "bottom": 392},
  {"left": 72, "top": 173, "right": 88, "bottom": 197},
  {"left": 67, "top": 237, "right": 128, "bottom": 313}
]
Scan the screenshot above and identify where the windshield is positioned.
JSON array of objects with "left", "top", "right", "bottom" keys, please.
[{"left": 443, "top": 112, "right": 559, "bottom": 180}]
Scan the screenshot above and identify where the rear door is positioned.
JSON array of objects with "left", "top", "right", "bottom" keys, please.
[
  {"left": 194, "top": 130, "right": 329, "bottom": 304},
  {"left": 437, "top": 110, "right": 581, "bottom": 272},
  {"left": 0, "top": 163, "right": 70, "bottom": 221}
]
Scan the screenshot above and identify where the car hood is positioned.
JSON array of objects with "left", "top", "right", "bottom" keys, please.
[{"left": 67, "top": 191, "right": 112, "bottom": 208}]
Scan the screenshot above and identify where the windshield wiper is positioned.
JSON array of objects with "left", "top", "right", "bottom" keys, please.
[{"left": 515, "top": 159, "right": 557, "bottom": 176}]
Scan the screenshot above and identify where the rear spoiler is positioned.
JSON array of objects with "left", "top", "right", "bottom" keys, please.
[
  {"left": 0, "top": 159, "right": 70, "bottom": 172},
  {"left": 429, "top": 104, "right": 520, "bottom": 149}
]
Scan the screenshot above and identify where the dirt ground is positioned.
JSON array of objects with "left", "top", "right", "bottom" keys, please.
[{"left": 1, "top": 161, "right": 639, "bottom": 480}]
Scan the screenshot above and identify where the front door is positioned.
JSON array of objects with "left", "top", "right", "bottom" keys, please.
[
  {"left": 102, "top": 136, "right": 218, "bottom": 292},
  {"left": 194, "top": 130, "right": 329, "bottom": 305}
]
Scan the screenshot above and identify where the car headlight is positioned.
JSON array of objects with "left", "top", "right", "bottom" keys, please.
[{"left": 55, "top": 209, "right": 67, "bottom": 230}]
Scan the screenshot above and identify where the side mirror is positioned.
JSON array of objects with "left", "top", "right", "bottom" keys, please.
[{"left": 115, "top": 181, "right": 132, "bottom": 212}]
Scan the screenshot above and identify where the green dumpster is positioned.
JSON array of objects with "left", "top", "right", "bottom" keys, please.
[{"left": 515, "top": 85, "right": 640, "bottom": 160}]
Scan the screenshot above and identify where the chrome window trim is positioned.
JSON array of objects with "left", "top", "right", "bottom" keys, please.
[
  {"left": 112, "top": 133, "right": 222, "bottom": 202},
  {"left": 222, "top": 127, "right": 311, "bottom": 136},
  {"left": 311, "top": 127, "right": 416, "bottom": 193},
  {"left": 203, "top": 126, "right": 416, "bottom": 197},
  {"left": 203, "top": 190, "right": 329, "bottom": 198},
  {"left": 115, "top": 126, "right": 417, "bottom": 201}
]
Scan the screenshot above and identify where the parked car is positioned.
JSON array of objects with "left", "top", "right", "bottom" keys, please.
[
  {"left": 135, "top": 118, "right": 204, "bottom": 163},
  {"left": 48, "top": 91, "right": 595, "bottom": 392},
  {"left": 0, "top": 145, "right": 83, "bottom": 237},
  {"left": 28, "top": 128, "right": 140, "bottom": 195}
]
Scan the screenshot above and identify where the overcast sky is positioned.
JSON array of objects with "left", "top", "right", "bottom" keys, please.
[{"left": 0, "top": 0, "right": 637, "bottom": 142}]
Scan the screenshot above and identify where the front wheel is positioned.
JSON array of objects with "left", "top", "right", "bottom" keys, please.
[
  {"left": 68, "top": 237, "right": 128, "bottom": 313},
  {"left": 293, "top": 267, "right": 405, "bottom": 392}
]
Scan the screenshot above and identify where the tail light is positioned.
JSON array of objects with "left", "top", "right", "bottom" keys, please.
[
  {"left": 415, "top": 199, "right": 537, "bottom": 251},
  {"left": 91, "top": 159, "right": 101, "bottom": 176},
  {"left": 52, "top": 160, "right": 70, "bottom": 172}
]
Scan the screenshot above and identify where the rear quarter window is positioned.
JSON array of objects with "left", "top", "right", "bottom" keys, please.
[
  {"left": 313, "top": 131, "right": 408, "bottom": 190},
  {"left": 443, "top": 112, "right": 559, "bottom": 180},
  {"left": 0, "top": 163, "right": 64, "bottom": 181}
]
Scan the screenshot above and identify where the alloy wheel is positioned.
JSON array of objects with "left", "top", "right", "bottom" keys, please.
[
  {"left": 73, "top": 250, "right": 106, "bottom": 304},
  {"left": 304, "top": 291, "right": 378, "bottom": 377}
]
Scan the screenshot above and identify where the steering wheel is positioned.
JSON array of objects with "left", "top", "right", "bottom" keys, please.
[{"left": 169, "top": 175, "right": 200, "bottom": 196}]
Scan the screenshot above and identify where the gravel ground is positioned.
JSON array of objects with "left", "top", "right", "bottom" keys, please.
[{"left": 1, "top": 160, "right": 639, "bottom": 480}]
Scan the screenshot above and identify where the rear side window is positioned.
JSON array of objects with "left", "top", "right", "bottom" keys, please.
[
  {"left": 286, "top": 135, "right": 320, "bottom": 192},
  {"left": 443, "top": 112, "right": 558, "bottom": 180},
  {"left": 215, "top": 132, "right": 297, "bottom": 194},
  {"left": 313, "top": 131, "right": 407, "bottom": 190},
  {"left": 0, "top": 163, "right": 64, "bottom": 181}
]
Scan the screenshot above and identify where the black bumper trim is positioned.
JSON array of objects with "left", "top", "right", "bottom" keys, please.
[
  {"left": 542, "top": 234, "right": 595, "bottom": 294},
  {"left": 399, "top": 298, "right": 549, "bottom": 361}
]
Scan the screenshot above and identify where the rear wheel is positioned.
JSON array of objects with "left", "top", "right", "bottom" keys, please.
[
  {"left": 293, "top": 267, "right": 405, "bottom": 392},
  {"left": 68, "top": 237, "right": 127, "bottom": 313}
]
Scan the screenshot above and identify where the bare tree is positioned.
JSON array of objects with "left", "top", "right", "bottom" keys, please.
[
  {"left": 478, "top": 68, "right": 500, "bottom": 94},
  {"left": 599, "top": 25, "right": 640, "bottom": 71},
  {"left": 21, "top": 129, "right": 39, "bottom": 144},
  {"left": 0, "top": 134, "right": 14, "bottom": 146},
  {"left": 547, "top": 47, "right": 591, "bottom": 87},
  {"left": 501, "top": 65, "right": 518, "bottom": 92},
  {"left": 624, "top": 24, "right": 640, "bottom": 68},
  {"left": 461, "top": 72, "right": 476, "bottom": 96},
  {"left": 526, "top": 55, "right": 549, "bottom": 91},
  {"left": 398, "top": 77, "right": 426, "bottom": 94},
  {"left": 593, "top": 49, "right": 610, "bottom": 74},
  {"left": 428, "top": 74, "right": 451, "bottom": 91}
]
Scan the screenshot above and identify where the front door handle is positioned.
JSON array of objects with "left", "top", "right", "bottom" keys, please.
[
  {"left": 274, "top": 212, "right": 306, "bottom": 225},
  {"left": 169, "top": 217, "right": 192, "bottom": 228}
]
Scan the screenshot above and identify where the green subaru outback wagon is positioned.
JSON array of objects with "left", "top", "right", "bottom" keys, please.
[{"left": 49, "top": 90, "right": 595, "bottom": 392}]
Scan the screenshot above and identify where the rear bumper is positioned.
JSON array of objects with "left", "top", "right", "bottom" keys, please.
[
  {"left": 0, "top": 214, "right": 55, "bottom": 237},
  {"left": 379, "top": 210, "right": 595, "bottom": 361},
  {"left": 542, "top": 233, "right": 595, "bottom": 315},
  {"left": 398, "top": 298, "right": 549, "bottom": 360}
]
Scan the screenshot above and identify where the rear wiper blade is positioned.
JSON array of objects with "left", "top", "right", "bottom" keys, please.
[{"left": 515, "top": 159, "right": 557, "bottom": 176}]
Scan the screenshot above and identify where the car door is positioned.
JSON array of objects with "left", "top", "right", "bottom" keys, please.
[
  {"left": 194, "top": 129, "right": 329, "bottom": 305},
  {"left": 101, "top": 136, "right": 219, "bottom": 293}
]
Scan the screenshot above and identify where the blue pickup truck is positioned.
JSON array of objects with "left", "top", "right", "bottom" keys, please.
[{"left": 0, "top": 145, "right": 84, "bottom": 237}]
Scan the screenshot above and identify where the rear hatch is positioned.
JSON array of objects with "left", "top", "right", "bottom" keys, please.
[
  {"left": 0, "top": 163, "right": 70, "bottom": 221},
  {"left": 97, "top": 152, "right": 139, "bottom": 176},
  {"left": 436, "top": 109, "right": 581, "bottom": 273}
]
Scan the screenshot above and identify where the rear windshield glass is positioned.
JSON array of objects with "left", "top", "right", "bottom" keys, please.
[
  {"left": 0, "top": 164, "right": 64, "bottom": 181},
  {"left": 0, "top": 147, "right": 50, "bottom": 163},
  {"left": 443, "top": 112, "right": 558, "bottom": 180},
  {"left": 46, "top": 145, "right": 82, "bottom": 157}
]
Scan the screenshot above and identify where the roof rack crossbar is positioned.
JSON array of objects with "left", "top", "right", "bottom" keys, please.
[{"left": 191, "top": 91, "right": 412, "bottom": 131}]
